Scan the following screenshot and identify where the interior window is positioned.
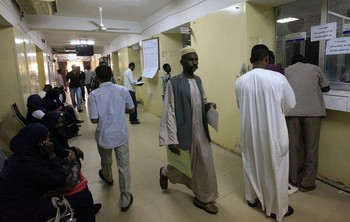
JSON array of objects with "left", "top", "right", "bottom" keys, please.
[{"left": 326, "top": 0, "right": 350, "bottom": 83}]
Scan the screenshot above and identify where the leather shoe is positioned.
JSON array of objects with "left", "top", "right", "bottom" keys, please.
[
  {"left": 299, "top": 184, "right": 316, "bottom": 192},
  {"left": 94, "top": 203, "right": 102, "bottom": 215},
  {"left": 130, "top": 121, "right": 140, "bottom": 124},
  {"left": 121, "top": 194, "right": 133, "bottom": 212},
  {"left": 247, "top": 198, "right": 258, "bottom": 208},
  {"left": 193, "top": 197, "right": 218, "bottom": 214},
  {"left": 78, "top": 109, "right": 83, "bottom": 112},
  {"left": 99, "top": 170, "right": 113, "bottom": 185},
  {"left": 159, "top": 167, "right": 168, "bottom": 190},
  {"left": 270, "top": 206, "right": 294, "bottom": 219}
]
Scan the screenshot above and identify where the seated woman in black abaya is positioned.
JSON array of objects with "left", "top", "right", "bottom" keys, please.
[{"left": 0, "top": 123, "right": 96, "bottom": 222}]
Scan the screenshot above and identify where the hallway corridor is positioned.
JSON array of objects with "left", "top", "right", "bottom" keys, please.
[{"left": 69, "top": 104, "right": 350, "bottom": 222}]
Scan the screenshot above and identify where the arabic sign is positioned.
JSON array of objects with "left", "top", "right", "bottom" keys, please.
[
  {"left": 343, "top": 23, "right": 350, "bottom": 34},
  {"left": 326, "top": 37, "right": 350, "bottom": 55},
  {"left": 311, "top": 22, "right": 337, "bottom": 42},
  {"left": 285, "top": 32, "right": 306, "bottom": 42}
]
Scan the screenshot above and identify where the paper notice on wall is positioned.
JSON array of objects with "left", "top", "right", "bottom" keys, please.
[
  {"left": 326, "top": 37, "right": 350, "bottom": 55},
  {"left": 311, "top": 22, "right": 337, "bottom": 42},
  {"left": 142, "top": 38, "right": 159, "bottom": 78},
  {"left": 286, "top": 32, "right": 306, "bottom": 42},
  {"left": 141, "top": 67, "right": 158, "bottom": 78},
  {"left": 343, "top": 23, "right": 350, "bottom": 34}
]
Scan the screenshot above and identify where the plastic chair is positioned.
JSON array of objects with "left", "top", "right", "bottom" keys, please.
[
  {"left": 0, "top": 148, "right": 8, "bottom": 172},
  {"left": 10, "top": 103, "right": 28, "bottom": 126}
]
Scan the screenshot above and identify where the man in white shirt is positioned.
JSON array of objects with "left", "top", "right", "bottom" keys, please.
[
  {"left": 88, "top": 65, "right": 135, "bottom": 212},
  {"left": 123, "top": 62, "right": 142, "bottom": 124},
  {"left": 56, "top": 69, "right": 65, "bottom": 89},
  {"left": 84, "top": 65, "right": 94, "bottom": 95}
]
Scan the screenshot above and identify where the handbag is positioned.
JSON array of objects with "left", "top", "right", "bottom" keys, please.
[
  {"left": 59, "top": 150, "right": 81, "bottom": 193},
  {"left": 47, "top": 196, "right": 76, "bottom": 222}
]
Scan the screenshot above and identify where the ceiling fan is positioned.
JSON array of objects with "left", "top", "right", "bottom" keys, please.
[{"left": 89, "top": 7, "right": 129, "bottom": 32}]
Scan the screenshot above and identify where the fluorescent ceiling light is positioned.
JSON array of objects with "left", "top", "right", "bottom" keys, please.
[
  {"left": 277, "top": 17, "right": 299, "bottom": 24},
  {"left": 70, "top": 40, "right": 95, "bottom": 45}
]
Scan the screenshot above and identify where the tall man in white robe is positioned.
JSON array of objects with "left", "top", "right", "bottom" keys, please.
[
  {"left": 236, "top": 44, "right": 296, "bottom": 222},
  {"left": 159, "top": 47, "right": 219, "bottom": 214}
]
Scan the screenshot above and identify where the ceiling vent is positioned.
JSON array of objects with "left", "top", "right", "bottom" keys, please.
[{"left": 15, "top": 0, "right": 58, "bottom": 15}]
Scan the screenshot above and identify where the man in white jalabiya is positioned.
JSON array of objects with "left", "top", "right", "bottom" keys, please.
[
  {"left": 236, "top": 44, "right": 296, "bottom": 222},
  {"left": 159, "top": 47, "right": 219, "bottom": 214}
]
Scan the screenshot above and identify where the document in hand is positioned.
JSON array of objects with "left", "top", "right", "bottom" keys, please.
[
  {"left": 207, "top": 107, "right": 218, "bottom": 132},
  {"left": 167, "top": 147, "right": 192, "bottom": 178},
  {"left": 135, "top": 81, "right": 145, "bottom": 86}
]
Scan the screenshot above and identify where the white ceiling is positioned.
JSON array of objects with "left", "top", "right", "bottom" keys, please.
[{"left": 10, "top": 0, "right": 297, "bottom": 54}]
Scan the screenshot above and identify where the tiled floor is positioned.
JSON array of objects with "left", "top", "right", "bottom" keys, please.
[{"left": 70, "top": 103, "right": 350, "bottom": 222}]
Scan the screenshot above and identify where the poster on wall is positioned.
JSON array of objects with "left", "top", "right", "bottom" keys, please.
[
  {"left": 326, "top": 37, "right": 350, "bottom": 55},
  {"left": 311, "top": 22, "right": 337, "bottom": 42},
  {"left": 141, "top": 38, "right": 159, "bottom": 78}
]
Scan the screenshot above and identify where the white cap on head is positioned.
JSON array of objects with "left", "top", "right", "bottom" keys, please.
[{"left": 180, "top": 46, "right": 196, "bottom": 56}]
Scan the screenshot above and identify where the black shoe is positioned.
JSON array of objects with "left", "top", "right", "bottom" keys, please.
[
  {"left": 121, "top": 194, "right": 133, "bottom": 212},
  {"left": 270, "top": 206, "right": 294, "bottom": 219},
  {"left": 159, "top": 167, "right": 168, "bottom": 190},
  {"left": 76, "top": 124, "right": 82, "bottom": 127},
  {"left": 94, "top": 203, "right": 102, "bottom": 215},
  {"left": 130, "top": 121, "right": 140, "bottom": 124},
  {"left": 78, "top": 109, "right": 83, "bottom": 112},
  {"left": 247, "top": 198, "right": 258, "bottom": 208},
  {"left": 299, "top": 184, "right": 316, "bottom": 192},
  {"left": 98, "top": 170, "right": 113, "bottom": 185},
  {"left": 193, "top": 197, "right": 218, "bottom": 214},
  {"left": 76, "top": 119, "right": 84, "bottom": 123}
]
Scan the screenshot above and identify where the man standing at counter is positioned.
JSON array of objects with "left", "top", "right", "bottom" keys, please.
[{"left": 284, "top": 54, "right": 330, "bottom": 192}]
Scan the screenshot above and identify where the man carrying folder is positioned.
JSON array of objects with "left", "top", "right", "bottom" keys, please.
[{"left": 159, "top": 46, "right": 218, "bottom": 214}]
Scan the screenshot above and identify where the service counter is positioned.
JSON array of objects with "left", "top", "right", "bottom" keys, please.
[{"left": 323, "top": 90, "right": 350, "bottom": 112}]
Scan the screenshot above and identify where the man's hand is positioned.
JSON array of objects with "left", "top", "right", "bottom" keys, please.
[
  {"left": 168, "top": 144, "right": 180, "bottom": 155},
  {"left": 208, "top": 102, "right": 217, "bottom": 109},
  {"left": 205, "top": 102, "right": 217, "bottom": 112}
]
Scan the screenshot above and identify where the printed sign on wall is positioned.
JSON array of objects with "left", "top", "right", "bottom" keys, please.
[
  {"left": 311, "top": 22, "right": 337, "bottom": 42},
  {"left": 326, "top": 37, "right": 350, "bottom": 55},
  {"left": 286, "top": 32, "right": 306, "bottom": 42},
  {"left": 142, "top": 38, "right": 159, "bottom": 78}
]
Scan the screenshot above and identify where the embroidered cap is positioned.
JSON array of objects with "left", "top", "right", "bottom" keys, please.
[{"left": 180, "top": 46, "right": 196, "bottom": 56}]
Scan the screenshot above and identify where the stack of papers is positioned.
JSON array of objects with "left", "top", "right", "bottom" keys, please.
[{"left": 135, "top": 81, "right": 145, "bottom": 86}]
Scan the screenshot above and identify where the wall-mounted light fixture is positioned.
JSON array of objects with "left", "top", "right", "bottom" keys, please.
[{"left": 277, "top": 17, "right": 299, "bottom": 24}]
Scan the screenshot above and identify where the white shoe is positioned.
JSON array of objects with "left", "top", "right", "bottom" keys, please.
[{"left": 288, "top": 183, "right": 298, "bottom": 195}]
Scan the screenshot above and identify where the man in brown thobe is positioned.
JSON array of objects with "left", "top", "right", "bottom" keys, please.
[{"left": 159, "top": 47, "right": 218, "bottom": 214}]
